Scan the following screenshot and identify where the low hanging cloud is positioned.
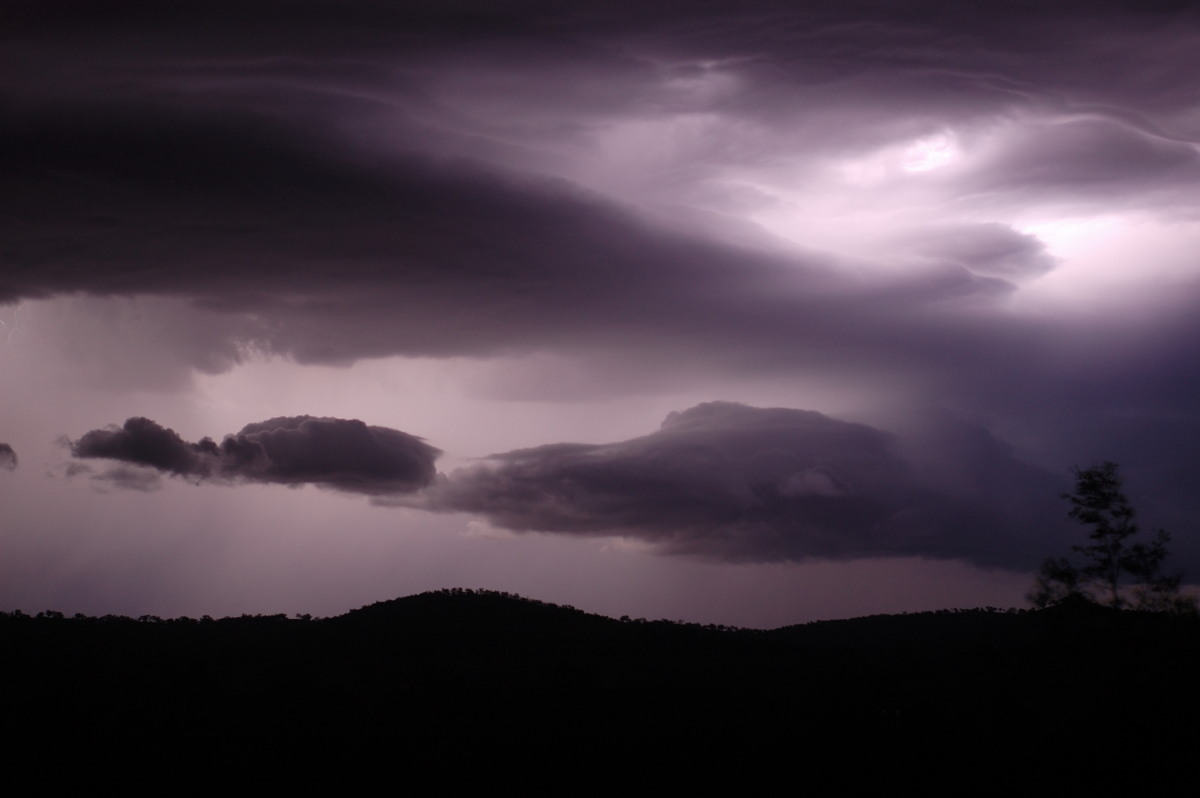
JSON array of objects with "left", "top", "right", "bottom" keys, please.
[
  {"left": 0, "top": 443, "right": 16, "bottom": 470},
  {"left": 409, "top": 402, "right": 1061, "bottom": 568},
  {"left": 71, "top": 416, "right": 440, "bottom": 495},
  {"left": 64, "top": 403, "right": 1079, "bottom": 568}
]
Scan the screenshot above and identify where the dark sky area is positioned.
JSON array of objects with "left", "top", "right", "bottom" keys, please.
[{"left": 3, "top": 1, "right": 1199, "bottom": 625}]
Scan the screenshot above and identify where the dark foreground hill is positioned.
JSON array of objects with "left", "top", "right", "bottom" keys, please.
[{"left": 4, "top": 589, "right": 1199, "bottom": 787}]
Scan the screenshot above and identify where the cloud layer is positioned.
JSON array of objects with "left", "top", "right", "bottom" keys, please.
[
  {"left": 68, "top": 404, "right": 1063, "bottom": 568},
  {"left": 72, "top": 416, "right": 440, "bottom": 495},
  {"left": 4, "top": 1, "right": 1198, "bottom": 374},
  {"left": 5, "top": 2, "right": 1199, "bottom": 458},
  {"left": 10, "top": 2, "right": 1200, "bottom": 603}
]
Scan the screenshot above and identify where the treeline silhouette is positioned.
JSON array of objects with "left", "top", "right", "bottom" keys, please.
[{"left": 4, "top": 589, "right": 1198, "bottom": 787}]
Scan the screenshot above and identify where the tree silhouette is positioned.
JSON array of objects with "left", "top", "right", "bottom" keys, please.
[{"left": 1030, "top": 462, "right": 1194, "bottom": 612}]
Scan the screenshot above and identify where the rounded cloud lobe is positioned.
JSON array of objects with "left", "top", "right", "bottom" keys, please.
[
  {"left": 72, "top": 416, "right": 440, "bottom": 495},
  {"left": 413, "top": 402, "right": 1060, "bottom": 568}
]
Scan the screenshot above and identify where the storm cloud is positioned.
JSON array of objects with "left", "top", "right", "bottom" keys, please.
[
  {"left": 0, "top": 99, "right": 1017, "bottom": 378},
  {"left": 72, "top": 416, "right": 440, "bottom": 495},
  {"left": 3, "top": 1, "right": 1199, "bottom": 376},
  {"left": 4, "top": 1, "right": 1200, "bottom": 620},
  {"left": 0, "top": 444, "right": 16, "bottom": 471},
  {"left": 413, "top": 403, "right": 1061, "bottom": 568}
]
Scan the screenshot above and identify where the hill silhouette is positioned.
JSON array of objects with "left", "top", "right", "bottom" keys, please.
[{"left": 4, "top": 589, "right": 1198, "bottom": 787}]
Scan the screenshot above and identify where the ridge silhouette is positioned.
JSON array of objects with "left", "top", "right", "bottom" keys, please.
[{"left": 3, "top": 589, "right": 1196, "bottom": 787}]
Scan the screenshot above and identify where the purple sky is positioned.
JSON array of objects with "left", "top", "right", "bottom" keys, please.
[{"left": 3, "top": 1, "right": 1200, "bottom": 626}]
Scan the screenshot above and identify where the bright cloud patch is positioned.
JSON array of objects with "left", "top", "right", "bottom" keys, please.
[{"left": 902, "top": 133, "right": 958, "bottom": 172}]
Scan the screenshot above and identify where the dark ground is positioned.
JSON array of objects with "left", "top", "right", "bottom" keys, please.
[{"left": 5, "top": 589, "right": 1197, "bottom": 788}]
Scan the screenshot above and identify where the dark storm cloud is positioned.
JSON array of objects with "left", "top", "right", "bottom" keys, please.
[
  {"left": 8, "top": 0, "right": 1200, "bottom": 561},
  {"left": 3, "top": 0, "right": 1199, "bottom": 365},
  {"left": 0, "top": 99, "right": 832, "bottom": 355},
  {"left": 72, "top": 416, "right": 440, "bottom": 494},
  {"left": 7, "top": 1, "right": 1195, "bottom": 166},
  {"left": 0, "top": 96, "right": 1026, "bottom": 378},
  {"left": 0, "top": 443, "right": 16, "bottom": 470},
  {"left": 411, "top": 403, "right": 1061, "bottom": 568},
  {"left": 73, "top": 417, "right": 209, "bottom": 476}
]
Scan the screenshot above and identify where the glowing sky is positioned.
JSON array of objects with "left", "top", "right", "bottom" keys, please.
[{"left": 3, "top": 1, "right": 1200, "bottom": 625}]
